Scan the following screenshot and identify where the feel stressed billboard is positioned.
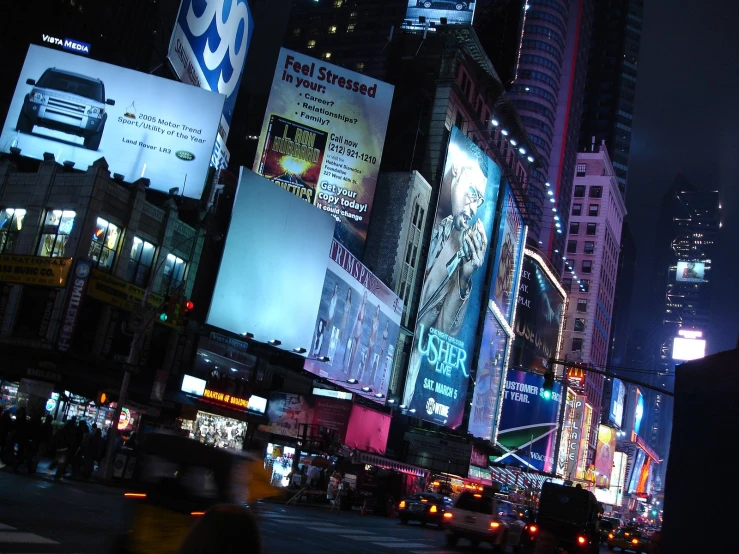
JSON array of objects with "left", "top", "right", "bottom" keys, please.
[
  {"left": 404, "top": 1, "right": 477, "bottom": 29},
  {"left": 254, "top": 48, "right": 394, "bottom": 257},
  {"left": 168, "top": 0, "right": 253, "bottom": 139},
  {"left": 510, "top": 253, "right": 566, "bottom": 373},
  {"left": 206, "top": 168, "right": 336, "bottom": 351},
  {"left": 676, "top": 261, "right": 705, "bottom": 283},
  {"left": 304, "top": 239, "right": 403, "bottom": 404},
  {"left": 402, "top": 126, "right": 501, "bottom": 429},
  {"left": 1, "top": 45, "right": 223, "bottom": 199},
  {"left": 493, "top": 369, "right": 562, "bottom": 473}
]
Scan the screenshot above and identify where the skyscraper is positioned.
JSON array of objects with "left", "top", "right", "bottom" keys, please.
[
  {"left": 579, "top": 0, "right": 644, "bottom": 197},
  {"left": 507, "top": 0, "right": 594, "bottom": 272}
]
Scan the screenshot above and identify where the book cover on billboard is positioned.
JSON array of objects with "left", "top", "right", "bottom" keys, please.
[{"left": 257, "top": 115, "right": 327, "bottom": 205}]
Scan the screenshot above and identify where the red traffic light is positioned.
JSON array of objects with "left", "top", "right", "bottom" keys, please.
[{"left": 184, "top": 300, "right": 194, "bottom": 311}]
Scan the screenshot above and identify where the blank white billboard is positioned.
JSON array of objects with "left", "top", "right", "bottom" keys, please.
[
  {"left": 0, "top": 45, "right": 224, "bottom": 199},
  {"left": 672, "top": 337, "right": 706, "bottom": 361},
  {"left": 206, "top": 168, "right": 336, "bottom": 351}
]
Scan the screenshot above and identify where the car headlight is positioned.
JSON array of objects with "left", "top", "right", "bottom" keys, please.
[
  {"left": 31, "top": 92, "right": 46, "bottom": 103},
  {"left": 88, "top": 107, "right": 104, "bottom": 118}
]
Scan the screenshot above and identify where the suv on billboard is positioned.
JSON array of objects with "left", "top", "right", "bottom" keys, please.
[
  {"left": 416, "top": 1, "right": 471, "bottom": 10},
  {"left": 16, "top": 68, "right": 115, "bottom": 150}
]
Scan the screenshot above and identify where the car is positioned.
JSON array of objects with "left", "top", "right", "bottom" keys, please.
[
  {"left": 397, "top": 492, "right": 452, "bottom": 527},
  {"left": 607, "top": 528, "right": 655, "bottom": 553},
  {"left": 444, "top": 491, "right": 534, "bottom": 551},
  {"left": 600, "top": 516, "right": 621, "bottom": 544},
  {"left": 17, "top": 67, "right": 115, "bottom": 150},
  {"left": 416, "top": 1, "right": 470, "bottom": 11}
]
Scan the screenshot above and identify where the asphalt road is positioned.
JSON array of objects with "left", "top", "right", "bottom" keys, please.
[{"left": 1, "top": 468, "right": 618, "bottom": 553}]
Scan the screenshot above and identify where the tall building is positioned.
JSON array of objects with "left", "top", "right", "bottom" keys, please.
[
  {"left": 560, "top": 143, "right": 626, "bottom": 464},
  {"left": 608, "top": 221, "right": 636, "bottom": 367},
  {"left": 579, "top": 0, "right": 644, "bottom": 196},
  {"left": 507, "top": 0, "right": 594, "bottom": 273}
]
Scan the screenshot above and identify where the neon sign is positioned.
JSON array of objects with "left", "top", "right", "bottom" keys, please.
[{"left": 202, "top": 389, "right": 267, "bottom": 414}]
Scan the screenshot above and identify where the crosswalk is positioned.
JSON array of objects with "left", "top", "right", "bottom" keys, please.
[{"left": 0, "top": 521, "right": 89, "bottom": 554}]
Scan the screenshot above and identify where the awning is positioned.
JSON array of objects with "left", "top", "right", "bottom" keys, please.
[{"left": 352, "top": 452, "right": 428, "bottom": 478}]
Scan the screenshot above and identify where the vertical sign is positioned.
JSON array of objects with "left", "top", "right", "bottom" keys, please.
[{"left": 56, "top": 260, "right": 92, "bottom": 352}]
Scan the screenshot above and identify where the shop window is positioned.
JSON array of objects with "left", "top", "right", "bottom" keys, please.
[
  {"left": 584, "top": 241, "right": 595, "bottom": 254},
  {"left": 162, "top": 253, "right": 186, "bottom": 294},
  {"left": 572, "top": 203, "right": 582, "bottom": 216},
  {"left": 577, "top": 298, "right": 587, "bottom": 313},
  {"left": 572, "top": 337, "right": 584, "bottom": 351},
  {"left": 0, "top": 208, "right": 26, "bottom": 254},
  {"left": 574, "top": 318, "right": 586, "bottom": 332},
  {"left": 89, "top": 217, "right": 121, "bottom": 272},
  {"left": 37, "top": 209, "right": 76, "bottom": 257},
  {"left": 569, "top": 222, "right": 579, "bottom": 235},
  {"left": 574, "top": 185, "right": 586, "bottom": 197},
  {"left": 126, "top": 237, "right": 156, "bottom": 287}
]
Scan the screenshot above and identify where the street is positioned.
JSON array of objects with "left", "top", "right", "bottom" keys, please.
[{"left": 0, "top": 470, "right": 619, "bottom": 554}]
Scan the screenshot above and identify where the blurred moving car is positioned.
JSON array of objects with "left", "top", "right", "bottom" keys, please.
[
  {"left": 397, "top": 493, "right": 452, "bottom": 527},
  {"left": 444, "top": 491, "right": 535, "bottom": 551},
  {"left": 607, "top": 528, "right": 656, "bottom": 553},
  {"left": 599, "top": 516, "right": 621, "bottom": 544}
]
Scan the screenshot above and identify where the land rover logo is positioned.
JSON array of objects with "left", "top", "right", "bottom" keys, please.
[{"left": 175, "top": 150, "right": 195, "bottom": 161}]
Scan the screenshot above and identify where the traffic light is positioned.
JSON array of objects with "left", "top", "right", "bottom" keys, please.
[
  {"left": 542, "top": 370, "right": 555, "bottom": 400},
  {"left": 176, "top": 298, "right": 194, "bottom": 326},
  {"left": 158, "top": 294, "right": 180, "bottom": 322},
  {"left": 96, "top": 391, "right": 108, "bottom": 405}
]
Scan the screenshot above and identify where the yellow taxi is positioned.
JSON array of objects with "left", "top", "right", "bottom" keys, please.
[{"left": 606, "top": 528, "right": 655, "bottom": 554}]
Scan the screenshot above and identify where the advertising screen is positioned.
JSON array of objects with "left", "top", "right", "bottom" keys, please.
[
  {"left": 633, "top": 388, "right": 645, "bottom": 437},
  {"left": 181, "top": 374, "right": 206, "bottom": 396},
  {"left": 403, "top": 0, "right": 477, "bottom": 29},
  {"left": 168, "top": 0, "right": 253, "bottom": 139},
  {"left": 344, "top": 404, "right": 391, "bottom": 455},
  {"left": 259, "top": 392, "right": 352, "bottom": 440},
  {"left": 490, "top": 184, "right": 526, "bottom": 322},
  {"left": 510, "top": 253, "right": 566, "bottom": 373},
  {"left": 676, "top": 261, "right": 705, "bottom": 283},
  {"left": 0, "top": 45, "right": 223, "bottom": 199},
  {"left": 304, "top": 240, "right": 403, "bottom": 403},
  {"left": 672, "top": 336, "right": 707, "bottom": 361},
  {"left": 206, "top": 169, "right": 336, "bottom": 351},
  {"left": 402, "top": 126, "right": 501, "bottom": 429},
  {"left": 493, "top": 369, "right": 562, "bottom": 473},
  {"left": 254, "top": 48, "right": 394, "bottom": 257},
  {"left": 627, "top": 449, "right": 646, "bottom": 494},
  {"left": 608, "top": 378, "right": 625, "bottom": 428},
  {"left": 594, "top": 425, "right": 616, "bottom": 489}
]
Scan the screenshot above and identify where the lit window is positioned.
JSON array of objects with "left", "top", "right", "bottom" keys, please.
[
  {"left": 334, "top": 0, "right": 343, "bottom": 6},
  {"left": 293, "top": 27, "right": 301, "bottom": 36},
  {"left": 576, "top": 164, "right": 586, "bottom": 177},
  {"left": 572, "top": 203, "right": 582, "bottom": 216},
  {"left": 356, "top": 62, "right": 365, "bottom": 72},
  {"left": 37, "top": 210, "right": 76, "bottom": 257},
  {"left": 347, "top": 23, "right": 356, "bottom": 32},
  {"left": 0, "top": 208, "right": 27, "bottom": 254},
  {"left": 328, "top": 25, "right": 337, "bottom": 34},
  {"left": 574, "top": 318, "right": 586, "bottom": 332},
  {"left": 89, "top": 217, "right": 121, "bottom": 272},
  {"left": 307, "top": 39, "right": 316, "bottom": 49},
  {"left": 126, "top": 237, "right": 156, "bottom": 287},
  {"left": 350, "top": 11, "right": 357, "bottom": 18},
  {"left": 322, "top": 51, "right": 332, "bottom": 60},
  {"left": 162, "top": 253, "right": 186, "bottom": 294}
]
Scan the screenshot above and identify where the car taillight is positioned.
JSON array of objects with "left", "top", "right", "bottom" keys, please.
[
  {"left": 443, "top": 512, "right": 453, "bottom": 519},
  {"left": 528, "top": 525, "right": 538, "bottom": 533},
  {"left": 399, "top": 500, "right": 406, "bottom": 509},
  {"left": 490, "top": 521, "right": 500, "bottom": 529},
  {"left": 123, "top": 492, "right": 147, "bottom": 498},
  {"left": 430, "top": 505, "right": 438, "bottom": 513},
  {"left": 577, "top": 536, "right": 587, "bottom": 545},
  {"left": 191, "top": 512, "right": 206, "bottom": 517},
  {"left": 632, "top": 539, "right": 639, "bottom": 545},
  {"left": 608, "top": 533, "right": 614, "bottom": 539}
]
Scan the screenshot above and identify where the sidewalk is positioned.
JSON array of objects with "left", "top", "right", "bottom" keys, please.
[{"left": 0, "top": 456, "right": 127, "bottom": 488}]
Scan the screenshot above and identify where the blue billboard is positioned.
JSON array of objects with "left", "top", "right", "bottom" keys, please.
[
  {"left": 402, "top": 126, "right": 501, "bottom": 429},
  {"left": 493, "top": 368, "right": 562, "bottom": 473},
  {"left": 168, "top": 0, "right": 253, "bottom": 139},
  {"left": 490, "top": 184, "right": 526, "bottom": 322},
  {"left": 608, "top": 377, "right": 626, "bottom": 428}
]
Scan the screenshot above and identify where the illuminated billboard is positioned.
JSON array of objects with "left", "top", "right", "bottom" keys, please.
[
  {"left": 676, "top": 261, "right": 705, "bottom": 283},
  {"left": 168, "top": 0, "right": 253, "bottom": 140},
  {"left": 402, "top": 126, "right": 501, "bottom": 429},
  {"left": 493, "top": 369, "right": 562, "bottom": 473},
  {"left": 633, "top": 388, "right": 645, "bottom": 437},
  {"left": 206, "top": 168, "right": 335, "bottom": 351},
  {"left": 594, "top": 425, "right": 616, "bottom": 489},
  {"left": 254, "top": 48, "right": 394, "bottom": 257},
  {"left": 403, "top": 0, "right": 477, "bottom": 29},
  {"left": 608, "top": 378, "right": 626, "bottom": 428},
  {"left": 0, "top": 45, "right": 223, "bottom": 199},
  {"left": 304, "top": 240, "right": 403, "bottom": 404},
  {"left": 491, "top": 184, "right": 526, "bottom": 322},
  {"left": 672, "top": 336, "right": 706, "bottom": 361},
  {"left": 510, "top": 252, "right": 566, "bottom": 373}
]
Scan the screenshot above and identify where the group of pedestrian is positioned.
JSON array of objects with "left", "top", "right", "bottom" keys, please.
[{"left": 0, "top": 406, "right": 106, "bottom": 480}]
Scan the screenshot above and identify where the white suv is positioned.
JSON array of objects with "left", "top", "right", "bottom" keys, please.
[{"left": 445, "top": 492, "right": 527, "bottom": 551}]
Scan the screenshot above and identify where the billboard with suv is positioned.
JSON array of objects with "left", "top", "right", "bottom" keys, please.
[{"left": 0, "top": 45, "right": 224, "bottom": 200}]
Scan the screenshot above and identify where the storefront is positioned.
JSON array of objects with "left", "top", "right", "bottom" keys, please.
[
  {"left": 264, "top": 443, "right": 296, "bottom": 487},
  {"left": 181, "top": 411, "right": 248, "bottom": 450}
]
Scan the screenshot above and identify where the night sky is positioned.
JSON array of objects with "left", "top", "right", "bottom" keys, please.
[{"left": 627, "top": 0, "right": 739, "bottom": 354}]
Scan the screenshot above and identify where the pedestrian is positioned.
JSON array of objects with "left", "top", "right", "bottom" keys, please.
[
  {"left": 72, "top": 419, "right": 90, "bottom": 477},
  {"left": 0, "top": 409, "right": 12, "bottom": 465},
  {"left": 177, "top": 505, "right": 263, "bottom": 554},
  {"left": 25, "top": 415, "right": 42, "bottom": 474},
  {"left": 31, "top": 415, "right": 54, "bottom": 474},
  {"left": 54, "top": 419, "right": 76, "bottom": 481},
  {"left": 9, "top": 407, "right": 28, "bottom": 471}
]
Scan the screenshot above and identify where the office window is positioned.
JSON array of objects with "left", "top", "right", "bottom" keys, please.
[
  {"left": 333, "top": 0, "right": 343, "bottom": 6},
  {"left": 126, "top": 237, "right": 156, "bottom": 287},
  {"left": 0, "top": 208, "right": 26, "bottom": 254},
  {"left": 588, "top": 204, "right": 599, "bottom": 216},
  {"left": 569, "top": 222, "right": 579, "bottom": 235},
  {"left": 347, "top": 23, "right": 355, "bottom": 32},
  {"left": 322, "top": 52, "right": 332, "bottom": 60},
  {"left": 579, "top": 279, "right": 590, "bottom": 292},
  {"left": 582, "top": 260, "right": 593, "bottom": 273},
  {"left": 355, "top": 62, "right": 365, "bottom": 72},
  {"left": 574, "top": 318, "right": 586, "bottom": 332},
  {"left": 586, "top": 223, "right": 597, "bottom": 235},
  {"left": 292, "top": 27, "right": 301, "bottom": 36},
  {"left": 88, "top": 217, "right": 121, "bottom": 272},
  {"left": 328, "top": 25, "right": 337, "bottom": 34},
  {"left": 589, "top": 186, "right": 603, "bottom": 198},
  {"left": 572, "top": 203, "right": 582, "bottom": 216},
  {"left": 562, "top": 278, "right": 572, "bottom": 292},
  {"left": 577, "top": 298, "right": 587, "bottom": 313},
  {"left": 567, "top": 240, "right": 577, "bottom": 253},
  {"left": 307, "top": 39, "right": 316, "bottom": 49},
  {"left": 574, "top": 185, "right": 586, "bottom": 197},
  {"left": 572, "top": 337, "right": 584, "bottom": 351},
  {"left": 584, "top": 241, "right": 595, "bottom": 254},
  {"left": 576, "top": 164, "right": 587, "bottom": 177},
  {"left": 162, "top": 253, "right": 186, "bottom": 294},
  {"left": 37, "top": 210, "right": 76, "bottom": 257}
]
